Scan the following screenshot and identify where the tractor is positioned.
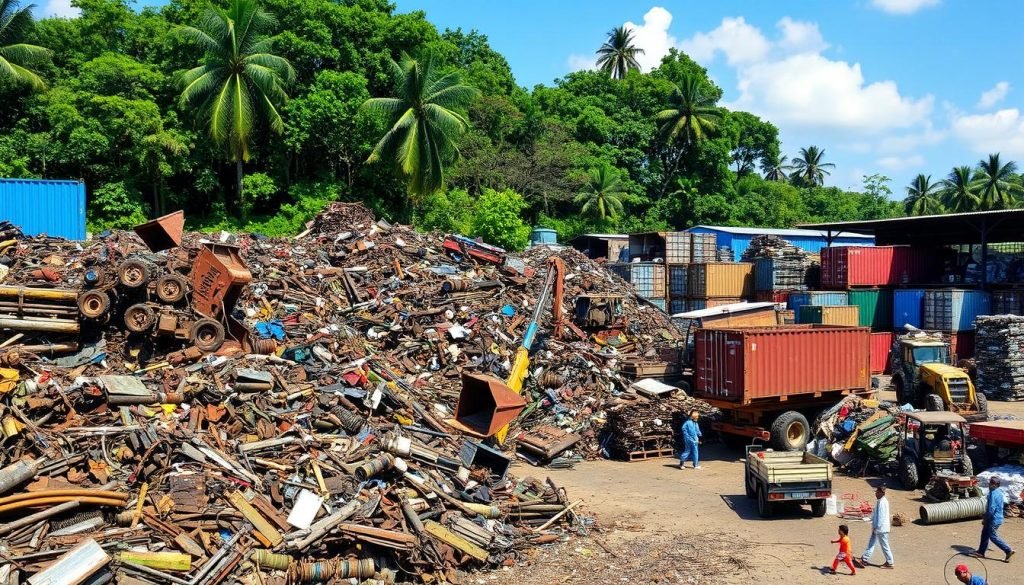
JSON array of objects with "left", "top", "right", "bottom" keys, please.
[
  {"left": 897, "top": 411, "right": 973, "bottom": 489},
  {"left": 891, "top": 332, "right": 988, "bottom": 422}
]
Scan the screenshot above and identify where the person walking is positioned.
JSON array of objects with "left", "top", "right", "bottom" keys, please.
[
  {"left": 678, "top": 409, "right": 702, "bottom": 470},
  {"left": 954, "top": 564, "right": 986, "bottom": 584},
  {"left": 829, "top": 524, "right": 856, "bottom": 576},
  {"left": 857, "top": 485, "right": 894, "bottom": 569},
  {"left": 973, "top": 476, "right": 1016, "bottom": 561}
]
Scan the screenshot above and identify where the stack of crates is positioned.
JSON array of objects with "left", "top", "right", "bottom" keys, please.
[{"left": 627, "top": 232, "right": 697, "bottom": 312}]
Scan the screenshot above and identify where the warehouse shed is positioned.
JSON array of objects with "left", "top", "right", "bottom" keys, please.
[
  {"left": 568, "top": 234, "right": 628, "bottom": 261},
  {"left": 685, "top": 225, "right": 874, "bottom": 261}
]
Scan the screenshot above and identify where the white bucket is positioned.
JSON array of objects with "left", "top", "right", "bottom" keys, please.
[{"left": 826, "top": 495, "right": 838, "bottom": 516}]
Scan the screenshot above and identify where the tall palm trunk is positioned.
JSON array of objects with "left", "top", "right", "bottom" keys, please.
[{"left": 236, "top": 160, "right": 245, "bottom": 222}]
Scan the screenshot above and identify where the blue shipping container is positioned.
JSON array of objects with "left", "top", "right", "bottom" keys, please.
[
  {"left": 923, "top": 290, "right": 991, "bottom": 331},
  {"left": 787, "top": 291, "right": 848, "bottom": 312},
  {"left": 893, "top": 289, "right": 927, "bottom": 329},
  {"left": 529, "top": 227, "right": 557, "bottom": 246},
  {"left": 0, "top": 178, "right": 86, "bottom": 240},
  {"left": 647, "top": 298, "right": 667, "bottom": 312},
  {"left": 685, "top": 226, "right": 874, "bottom": 261}
]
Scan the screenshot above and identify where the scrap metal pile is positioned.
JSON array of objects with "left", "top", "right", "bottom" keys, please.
[
  {"left": 601, "top": 386, "right": 721, "bottom": 461},
  {"left": 976, "top": 315, "right": 1024, "bottom": 400},
  {"left": 813, "top": 396, "right": 903, "bottom": 473},
  {"left": 0, "top": 203, "right": 687, "bottom": 584},
  {"left": 742, "top": 234, "right": 819, "bottom": 289}
]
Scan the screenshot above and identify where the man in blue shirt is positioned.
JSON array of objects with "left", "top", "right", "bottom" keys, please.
[
  {"left": 679, "top": 409, "right": 703, "bottom": 470},
  {"left": 955, "top": 563, "right": 986, "bottom": 584},
  {"left": 973, "top": 476, "right": 1016, "bottom": 561}
]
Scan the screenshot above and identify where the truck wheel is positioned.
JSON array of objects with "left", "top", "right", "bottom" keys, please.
[
  {"left": 975, "top": 393, "right": 989, "bottom": 421},
  {"left": 190, "top": 318, "right": 226, "bottom": 353},
  {"left": 899, "top": 456, "right": 920, "bottom": 490},
  {"left": 962, "top": 454, "right": 974, "bottom": 478},
  {"left": 77, "top": 290, "right": 110, "bottom": 320},
  {"left": 926, "top": 393, "right": 943, "bottom": 412},
  {"left": 118, "top": 259, "right": 154, "bottom": 289},
  {"left": 124, "top": 303, "right": 156, "bottom": 333},
  {"left": 745, "top": 470, "right": 755, "bottom": 498},
  {"left": 811, "top": 499, "right": 827, "bottom": 517},
  {"left": 770, "top": 411, "right": 810, "bottom": 452},
  {"left": 757, "top": 486, "right": 773, "bottom": 518},
  {"left": 156, "top": 274, "right": 188, "bottom": 303}
]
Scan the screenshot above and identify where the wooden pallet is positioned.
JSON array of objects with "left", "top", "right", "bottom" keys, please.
[{"left": 627, "top": 447, "right": 675, "bottom": 461}]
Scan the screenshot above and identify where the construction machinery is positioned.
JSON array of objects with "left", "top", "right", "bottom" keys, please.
[
  {"left": 453, "top": 256, "right": 566, "bottom": 443},
  {"left": 891, "top": 330, "right": 987, "bottom": 421},
  {"left": 897, "top": 411, "right": 973, "bottom": 489}
]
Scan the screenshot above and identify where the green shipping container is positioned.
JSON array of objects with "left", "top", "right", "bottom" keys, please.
[{"left": 847, "top": 289, "right": 893, "bottom": 330}]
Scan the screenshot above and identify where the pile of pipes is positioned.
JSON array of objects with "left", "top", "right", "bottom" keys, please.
[{"left": 976, "top": 315, "right": 1024, "bottom": 400}]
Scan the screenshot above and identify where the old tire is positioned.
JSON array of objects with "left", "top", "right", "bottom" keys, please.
[
  {"left": 124, "top": 303, "right": 156, "bottom": 333},
  {"left": 811, "top": 499, "right": 827, "bottom": 518},
  {"left": 156, "top": 274, "right": 188, "bottom": 303},
  {"left": 190, "top": 318, "right": 225, "bottom": 352},
  {"left": 962, "top": 454, "right": 974, "bottom": 478},
  {"left": 770, "top": 411, "right": 810, "bottom": 452},
  {"left": 975, "top": 393, "right": 989, "bottom": 421},
  {"left": 899, "top": 456, "right": 920, "bottom": 490},
  {"left": 77, "top": 290, "right": 110, "bottom": 320},
  {"left": 745, "top": 471, "right": 756, "bottom": 498},
  {"left": 757, "top": 486, "right": 773, "bottom": 518},
  {"left": 926, "top": 393, "right": 944, "bottom": 412},
  {"left": 117, "top": 259, "right": 154, "bottom": 289}
]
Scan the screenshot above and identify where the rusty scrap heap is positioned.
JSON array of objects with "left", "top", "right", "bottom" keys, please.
[{"left": 0, "top": 203, "right": 686, "bottom": 584}]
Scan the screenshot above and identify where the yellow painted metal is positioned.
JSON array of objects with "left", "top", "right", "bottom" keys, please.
[
  {"left": 118, "top": 551, "right": 192, "bottom": 571},
  {"left": 423, "top": 520, "right": 488, "bottom": 561},
  {"left": 227, "top": 490, "right": 283, "bottom": 547}
]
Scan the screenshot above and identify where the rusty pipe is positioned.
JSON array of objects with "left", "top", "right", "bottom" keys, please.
[
  {"left": 0, "top": 316, "right": 79, "bottom": 334},
  {"left": 0, "top": 497, "right": 126, "bottom": 514},
  {"left": 0, "top": 490, "right": 127, "bottom": 506}
]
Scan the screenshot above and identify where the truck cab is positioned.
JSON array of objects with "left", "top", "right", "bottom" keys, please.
[{"left": 892, "top": 335, "right": 987, "bottom": 421}]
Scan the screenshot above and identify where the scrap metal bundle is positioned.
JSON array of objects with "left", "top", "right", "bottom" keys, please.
[
  {"left": 0, "top": 202, "right": 690, "bottom": 584},
  {"left": 744, "top": 235, "right": 819, "bottom": 290},
  {"left": 813, "top": 396, "right": 903, "bottom": 472},
  {"left": 976, "top": 315, "right": 1024, "bottom": 400},
  {"left": 603, "top": 394, "right": 719, "bottom": 460}
]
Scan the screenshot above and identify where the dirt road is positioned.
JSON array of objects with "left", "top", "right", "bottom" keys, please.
[{"left": 483, "top": 394, "right": 1024, "bottom": 585}]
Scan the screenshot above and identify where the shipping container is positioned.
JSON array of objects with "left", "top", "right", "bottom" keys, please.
[
  {"left": 821, "top": 246, "right": 934, "bottom": 288},
  {"left": 686, "top": 225, "right": 873, "bottom": 261},
  {"left": 694, "top": 326, "right": 871, "bottom": 403},
  {"left": 847, "top": 289, "right": 894, "bottom": 330},
  {"left": 754, "top": 290, "right": 791, "bottom": 305},
  {"left": 686, "top": 297, "right": 743, "bottom": 311},
  {"left": 669, "top": 297, "right": 686, "bottom": 315},
  {"left": 992, "top": 290, "right": 1024, "bottom": 315},
  {"left": 690, "top": 233, "right": 718, "bottom": 263},
  {"left": 607, "top": 263, "right": 631, "bottom": 283},
  {"left": 798, "top": 305, "right": 860, "bottom": 326},
  {"left": 629, "top": 262, "right": 666, "bottom": 299},
  {"left": 668, "top": 264, "right": 689, "bottom": 296},
  {"left": 777, "top": 310, "right": 795, "bottom": 325},
  {"left": 687, "top": 262, "right": 754, "bottom": 298},
  {"left": 0, "top": 178, "right": 86, "bottom": 240},
  {"left": 870, "top": 332, "right": 894, "bottom": 374},
  {"left": 627, "top": 232, "right": 691, "bottom": 263},
  {"left": 950, "top": 331, "right": 975, "bottom": 360},
  {"left": 923, "top": 290, "right": 991, "bottom": 331},
  {"left": 787, "top": 291, "right": 848, "bottom": 312},
  {"left": 647, "top": 298, "right": 667, "bottom": 312},
  {"left": 893, "top": 289, "right": 927, "bottom": 329}
]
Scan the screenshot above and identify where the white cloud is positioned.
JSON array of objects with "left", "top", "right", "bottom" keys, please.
[
  {"left": 567, "top": 54, "right": 596, "bottom": 73},
  {"left": 878, "top": 126, "right": 946, "bottom": 153},
  {"left": 870, "top": 0, "right": 941, "bottom": 15},
  {"left": 951, "top": 108, "right": 1024, "bottom": 158},
  {"left": 776, "top": 17, "right": 829, "bottom": 55},
  {"left": 679, "top": 16, "right": 770, "bottom": 67},
  {"left": 623, "top": 7, "right": 678, "bottom": 72},
  {"left": 978, "top": 81, "right": 1010, "bottom": 109},
  {"left": 40, "top": 0, "right": 80, "bottom": 18},
  {"left": 728, "top": 53, "right": 933, "bottom": 133},
  {"left": 876, "top": 154, "right": 925, "bottom": 171}
]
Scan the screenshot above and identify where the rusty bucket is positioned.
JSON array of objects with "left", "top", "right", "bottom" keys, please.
[
  {"left": 451, "top": 372, "right": 527, "bottom": 437},
  {"left": 133, "top": 210, "right": 185, "bottom": 252}
]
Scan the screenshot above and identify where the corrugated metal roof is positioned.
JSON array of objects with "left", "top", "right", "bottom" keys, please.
[
  {"left": 578, "top": 233, "right": 628, "bottom": 239},
  {"left": 800, "top": 209, "right": 1024, "bottom": 246},
  {"left": 670, "top": 302, "right": 775, "bottom": 318},
  {"left": 688, "top": 225, "right": 873, "bottom": 239}
]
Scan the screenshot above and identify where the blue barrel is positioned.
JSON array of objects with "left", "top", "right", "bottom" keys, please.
[{"left": 529, "top": 227, "right": 557, "bottom": 246}]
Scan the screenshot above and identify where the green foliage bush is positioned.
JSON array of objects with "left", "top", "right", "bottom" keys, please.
[
  {"left": 88, "top": 181, "right": 149, "bottom": 232},
  {"left": 414, "top": 189, "right": 475, "bottom": 234},
  {"left": 471, "top": 188, "right": 530, "bottom": 251}
]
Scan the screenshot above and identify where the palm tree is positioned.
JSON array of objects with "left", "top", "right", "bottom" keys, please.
[
  {"left": 575, "top": 163, "right": 626, "bottom": 221},
  {"left": 175, "top": 0, "right": 294, "bottom": 216},
  {"left": 975, "top": 153, "right": 1021, "bottom": 210},
  {"left": 363, "top": 51, "right": 479, "bottom": 198},
  {"left": 940, "top": 166, "right": 980, "bottom": 213},
  {"left": 763, "top": 154, "right": 792, "bottom": 182},
  {"left": 791, "top": 146, "right": 835, "bottom": 186},
  {"left": 595, "top": 25, "right": 644, "bottom": 80},
  {"left": 0, "top": 0, "right": 50, "bottom": 90},
  {"left": 903, "top": 174, "right": 943, "bottom": 215},
  {"left": 655, "top": 74, "right": 720, "bottom": 197}
]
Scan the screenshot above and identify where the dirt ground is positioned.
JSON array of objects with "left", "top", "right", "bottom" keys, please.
[{"left": 479, "top": 390, "right": 1024, "bottom": 585}]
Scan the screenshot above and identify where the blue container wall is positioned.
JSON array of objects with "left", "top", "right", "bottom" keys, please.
[
  {"left": 893, "top": 289, "right": 927, "bottom": 329},
  {"left": 923, "top": 290, "right": 992, "bottom": 331},
  {"left": 787, "top": 291, "right": 848, "bottom": 312},
  {"left": 0, "top": 179, "right": 86, "bottom": 240},
  {"left": 687, "top": 227, "right": 872, "bottom": 261}
]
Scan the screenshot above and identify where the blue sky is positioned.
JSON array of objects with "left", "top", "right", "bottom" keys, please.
[{"left": 35, "top": 0, "right": 1024, "bottom": 195}]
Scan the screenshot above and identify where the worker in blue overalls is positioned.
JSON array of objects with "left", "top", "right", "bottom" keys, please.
[{"left": 679, "top": 409, "right": 703, "bottom": 470}]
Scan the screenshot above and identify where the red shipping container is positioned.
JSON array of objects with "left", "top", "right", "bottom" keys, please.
[
  {"left": 694, "top": 325, "right": 871, "bottom": 403},
  {"left": 949, "top": 331, "right": 975, "bottom": 361},
  {"left": 821, "top": 246, "right": 933, "bottom": 288},
  {"left": 870, "top": 332, "right": 894, "bottom": 374},
  {"left": 754, "top": 290, "right": 790, "bottom": 304}
]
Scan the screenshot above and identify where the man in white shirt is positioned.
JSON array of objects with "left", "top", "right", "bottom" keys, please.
[{"left": 857, "top": 485, "right": 895, "bottom": 569}]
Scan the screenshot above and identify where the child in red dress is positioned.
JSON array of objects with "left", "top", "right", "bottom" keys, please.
[{"left": 831, "top": 524, "right": 856, "bottom": 575}]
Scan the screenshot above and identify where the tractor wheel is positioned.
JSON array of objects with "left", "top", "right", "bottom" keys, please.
[
  {"left": 117, "top": 259, "right": 154, "bottom": 289},
  {"left": 811, "top": 499, "right": 827, "bottom": 517},
  {"left": 190, "top": 318, "right": 225, "bottom": 353},
  {"left": 156, "top": 274, "right": 188, "bottom": 303},
  {"left": 124, "top": 303, "right": 156, "bottom": 333},
  {"left": 899, "top": 456, "right": 920, "bottom": 490},
  {"left": 925, "top": 393, "right": 944, "bottom": 412},
  {"left": 962, "top": 454, "right": 975, "bottom": 478},
  {"left": 757, "top": 486, "right": 773, "bottom": 518},
  {"left": 975, "top": 393, "right": 989, "bottom": 421},
  {"left": 770, "top": 411, "right": 810, "bottom": 452}
]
